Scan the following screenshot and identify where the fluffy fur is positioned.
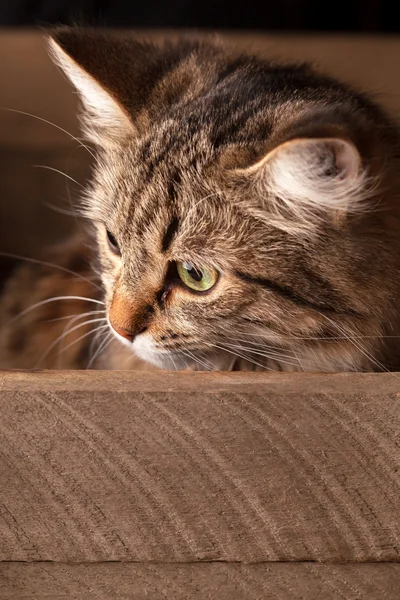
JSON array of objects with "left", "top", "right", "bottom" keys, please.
[{"left": 1, "top": 29, "right": 400, "bottom": 372}]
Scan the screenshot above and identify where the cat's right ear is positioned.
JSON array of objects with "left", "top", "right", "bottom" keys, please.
[
  {"left": 48, "top": 29, "right": 136, "bottom": 145},
  {"left": 232, "top": 136, "right": 374, "bottom": 229}
]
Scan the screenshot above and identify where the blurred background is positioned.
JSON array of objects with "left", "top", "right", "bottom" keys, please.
[{"left": 0, "top": 1, "right": 399, "bottom": 262}]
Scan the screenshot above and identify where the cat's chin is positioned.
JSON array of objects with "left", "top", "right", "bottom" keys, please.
[
  {"left": 131, "top": 334, "right": 189, "bottom": 370},
  {"left": 110, "top": 328, "right": 226, "bottom": 370},
  {"left": 132, "top": 334, "right": 223, "bottom": 370}
]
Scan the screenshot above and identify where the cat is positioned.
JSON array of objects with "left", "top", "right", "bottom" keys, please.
[{"left": 1, "top": 27, "right": 400, "bottom": 372}]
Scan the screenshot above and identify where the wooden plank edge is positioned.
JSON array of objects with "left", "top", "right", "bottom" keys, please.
[{"left": 1, "top": 369, "right": 400, "bottom": 394}]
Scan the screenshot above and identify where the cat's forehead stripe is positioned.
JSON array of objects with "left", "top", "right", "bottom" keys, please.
[{"left": 161, "top": 216, "right": 180, "bottom": 253}]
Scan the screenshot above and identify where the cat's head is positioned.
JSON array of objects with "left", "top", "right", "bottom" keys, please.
[{"left": 49, "top": 29, "right": 400, "bottom": 371}]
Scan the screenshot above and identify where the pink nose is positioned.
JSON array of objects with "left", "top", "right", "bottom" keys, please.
[
  {"left": 110, "top": 323, "right": 135, "bottom": 342},
  {"left": 109, "top": 293, "right": 151, "bottom": 342}
]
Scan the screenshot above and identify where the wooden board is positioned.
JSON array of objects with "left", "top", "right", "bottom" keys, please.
[
  {"left": 1, "top": 371, "right": 400, "bottom": 564},
  {"left": 2, "top": 563, "right": 400, "bottom": 600}
]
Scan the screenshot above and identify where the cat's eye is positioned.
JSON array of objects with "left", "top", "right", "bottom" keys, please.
[
  {"left": 176, "top": 261, "right": 219, "bottom": 292},
  {"left": 106, "top": 230, "right": 121, "bottom": 256}
]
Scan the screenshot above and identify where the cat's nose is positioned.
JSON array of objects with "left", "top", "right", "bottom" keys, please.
[
  {"left": 109, "top": 320, "right": 148, "bottom": 342},
  {"left": 110, "top": 323, "right": 136, "bottom": 342},
  {"left": 109, "top": 293, "right": 151, "bottom": 343}
]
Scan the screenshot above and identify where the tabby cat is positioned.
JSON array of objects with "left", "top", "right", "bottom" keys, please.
[{"left": 1, "top": 28, "right": 400, "bottom": 372}]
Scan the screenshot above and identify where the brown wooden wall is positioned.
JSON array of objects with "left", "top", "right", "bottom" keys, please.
[{"left": 1, "top": 371, "right": 400, "bottom": 598}]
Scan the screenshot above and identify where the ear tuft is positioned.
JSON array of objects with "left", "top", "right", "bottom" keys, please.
[
  {"left": 48, "top": 32, "right": 134, "bottom": 145},
  {"left": 246, "top": 137, "right": 375, "bottom": 223}
]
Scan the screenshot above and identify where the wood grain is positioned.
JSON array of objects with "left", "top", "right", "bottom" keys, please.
[
  {"left": 1, "top": 371, "right": 399, "bottom": 563},
  {"left": 2, "top": 563, "right": 400, "bottom": 600},
  {"left": 2, "top": 368, "right": 400, "bottom": 393}
]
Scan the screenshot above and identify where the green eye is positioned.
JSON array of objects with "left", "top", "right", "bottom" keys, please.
[{"left": 176, "top": 261, "right": 219, "bottom": 292}]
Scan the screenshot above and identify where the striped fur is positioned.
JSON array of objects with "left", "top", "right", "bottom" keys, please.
[{"left": 2, "top": 29, "right": 400, "bottom": 372}]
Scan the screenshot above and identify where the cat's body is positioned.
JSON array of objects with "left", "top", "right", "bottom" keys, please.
[{"left": 1, "top": 30, "right": 400, "bottom": 372}]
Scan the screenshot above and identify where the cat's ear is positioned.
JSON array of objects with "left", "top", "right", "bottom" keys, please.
[
  {"left": 48, "top": 29, "right": 136, "bottom": 145},
  {"left": 240, "top": 137, "right": 371, "bottom": 222}
]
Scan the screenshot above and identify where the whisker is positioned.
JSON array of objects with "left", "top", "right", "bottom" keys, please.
[
  {"left": 59, "top": 311, "right": 107, "bottom": 339},
  {"left": 178, "top": 348, "right": 208, "bottom": 371},
  {"left": 292, "top": 348, "right": 306, "bottom": 372},
  {"left": 0, "top": 107, "right": 96, "bottom": 159},
  {"left": 35, "top": 317, "right": 107, "bottom": 367},
  {"left": 222, "top": 340, "right": 302, "bottom": 364},
  {"left": 223, "top": 344, "right": 301, "bottom": 368},
  {"left": 58, "top": 324, "right": 109, "bottom": 364},
  {"left": 169, "top": 353, "right": 178, "bottom": 372},
  {"left": 64, "top": 145, "right": 86, "bottom": 228},
  {"left": 225, "top": 330, "right": 400, "bottom": 342},
  {"left": 321, "top": 314, "right": 393, "bottom": 374},
  {"left": 207, "top": 342, "right": 276, "bottom": 371},
  {"left": 42, "top": 202, "right": 83, "bottom": 218},
  {"left": 88, "top": 320, "right": 107, "bottom": 358},
  {"left": 11, "top": 295, "right": 105, "bottom": 326},
  {"left": 87, "top": 330, "right": 114, "bottom": 370},
  {"left": 0, "top": 251, "right": 103, "bottom": 292},
  {"left": 221, "top": 333, "right": 326, "bottom": 370},
  {"left": 32, "top": 165, "right": 84, "bottom": 188},
  {"left": 183, "top": 348, "right": 214, "bottom": 371},
  {"left": 229, "top": 344, "right": 304, "bottom": 368},
  {"left": 44, "top": 309, "right": 105, "bottom": 324},
  {"left": 176, "top": 351, "right": 190, "bottom": 371}
]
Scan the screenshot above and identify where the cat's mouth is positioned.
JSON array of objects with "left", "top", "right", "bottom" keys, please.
[
  {"left": 132, "top": 335, "right": 222, "bottom": 370},
  {"left": 108, "top": 321, "right": 220, "bottom": 370},
  {"left": 129, "top": 335, "right": 198, "bottom": 369}
]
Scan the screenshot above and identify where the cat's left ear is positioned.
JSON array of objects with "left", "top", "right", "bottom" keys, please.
[
  {"left": 238, "top": 137, "right": 371, "bottom": 221},
  {"left": 48, "top": 29, "right": 136, "bottom": 145}
]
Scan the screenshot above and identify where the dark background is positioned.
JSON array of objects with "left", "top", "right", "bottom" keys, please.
[{"left": 0, "top": 0, "right": 398, "bottom": 32}]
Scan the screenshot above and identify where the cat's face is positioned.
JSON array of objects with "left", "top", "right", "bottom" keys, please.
[
  {"left": 89, "top": 129, "right": 368, "bottom": 372},
  {"left": 49, "top": 29, "right": 400, "bottom": 371}
]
